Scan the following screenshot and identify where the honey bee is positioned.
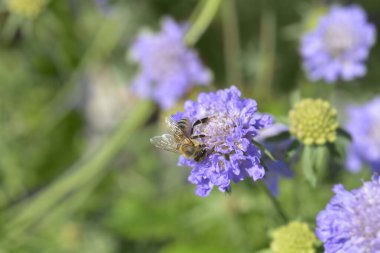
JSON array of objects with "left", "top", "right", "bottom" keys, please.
[{"left": 150, "top": 117, "right": 209, "bottom": 162}]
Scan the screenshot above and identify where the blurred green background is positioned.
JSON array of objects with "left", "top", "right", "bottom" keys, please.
[{"left": 0, "top": 0, "right": 378, "bottom": 252}]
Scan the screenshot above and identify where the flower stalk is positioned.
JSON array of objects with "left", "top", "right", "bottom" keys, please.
[
  {"left": 185, "top": 0, "right": 222, "bottom": 46},
  {"left": 259, "top": 182, "right": 288, "bottom": 223},
  {"left": 2, "top": 101, "right": 154, "bottom": 244}
]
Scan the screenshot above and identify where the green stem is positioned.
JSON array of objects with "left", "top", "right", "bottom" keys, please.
[
  {"left": 293, "top": 161, "right": 302, "bottom": 216},
  {"left": 185, "top": 0, "right": 222, "bottom": 46},
  {"left": 0, "top": 142, "right": 25, "bottom": 200},
  {"left": 254, "top": 10, "right": 276, "bottom": 103},
  {"left": 3, "top": 177, "right": 103, "bottom": 250},
  {"left": 259, "top": 182, "right": 288, "bottom": 223},
  {"left": 2, "top": 101, "right": 154, "bottom": 242},
  {"left": 0, "top": 106, "right": 25, "bottom": 202},
  {"left": 222, "top": 0, "right": 242, "bottom": 87}
]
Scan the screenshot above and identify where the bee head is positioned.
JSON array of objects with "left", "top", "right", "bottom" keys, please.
[{"left": 194, "top": 148, "right": 207, "bottom": 162}]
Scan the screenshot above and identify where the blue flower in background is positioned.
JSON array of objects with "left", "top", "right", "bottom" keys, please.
[
  {"left": 174, "top": 86, "right": 272, "bottom": 197},
  {"left": 256, "top": 123, "right": 293, "bottom": 196},
  {"left": 301, "top": 5, "right": 376, "bottom": 83},
  {"left": 130, "top": 17, "right": 212, "bottom": 109},
  {"left": 316, "top": 175, "right": 380, "bottom": 253},
  {"left": 93, "top": 0, "right": 110, "bottom": 14},
  {"left": 346, "top": 97, "right": 380, "bottom": 173}
]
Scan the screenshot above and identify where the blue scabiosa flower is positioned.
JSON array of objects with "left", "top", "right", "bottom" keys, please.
[
  {"left": 130, "top": 17, "right": 212, "bottom": 109},
  {"left": 346, "top": 97, "right": 380, "bottom": 173},
  {"left": 174, "top": 86, "right": 272, "bottom": 197},
  {"left": 316, "top": 175, "right": 380, "bottom": 253},
  {"left": 256, "top": 124, "right": 293, "bottom": 196},
  {"left": 301, "top": 5, "right": 376, "bottom": 83}
]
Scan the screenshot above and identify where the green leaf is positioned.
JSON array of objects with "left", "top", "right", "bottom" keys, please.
[
  {"left": 286, "top": 139, "right": 300, "bottom": 159},
  {"left": 326, "top": 143, "right": 342, "bottom": 158},
  {"left": 301, "top": 145, "right": 317, "bottom": 187},
  {"left": 314, "top": 145, "right": 328, "bottom": 174},
  {"left": 336, "top": 128, "right": 352, "bottom": 142},
  {"left": 252, "top": 139, "right": 277, "bottom": 161},
  {"left": 263, "top": 131, "right": 291, "bottom": 143}
]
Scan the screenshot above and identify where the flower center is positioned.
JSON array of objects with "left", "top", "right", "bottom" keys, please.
[
  {"left": 323, "top": 23, "right": 357, "bottom": 57},
  {"left": 289, "top": 99, "right": 338, "bottom": 145},
  {"left": 351, "top": 193, "right": 380, "bottom": 245},
  {"left": 148, "top": 43, "right": 183, "bottom": 81},
  {"left": 194, "top": 113, "right": 237, "bottom": 151}
]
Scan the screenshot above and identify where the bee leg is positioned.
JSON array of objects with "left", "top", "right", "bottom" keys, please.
[
  {"left": 192, "top": 117, "right": 209, "bottom": 127},
  {"left": 208, "top": 145, "right": 224, "bottom": 156},
  {"left": 190, "top": 117, "right": 209, "bottom": 135},
  {"left": 191, "top": 134, "right": 206, "bottom": 139}
]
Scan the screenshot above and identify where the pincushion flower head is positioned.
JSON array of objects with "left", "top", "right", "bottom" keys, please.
[
  {"left": 346, "top": 97, "right": 380, "bottom": 173},
  {"left": 316, "top": 175, "right": 380, "bottom": 253},
  {"left": 154, "top": 86, "right": 272, "bottom": 197},
  {"left": 271, "top": 221, "right": 317, "bottom": 253},
  {"left": 289, "top": 98, "right": 339, "bottom": 145},
  {"left": 301, "top": 5, "right": 376, "bottom": 83},
  {"left": 129, "top": 17, "right": 212, "bottom": 109}
]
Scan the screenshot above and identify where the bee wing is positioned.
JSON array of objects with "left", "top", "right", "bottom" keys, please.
[
  {"left": 165, "top": 117, "right": 184, "bottom": 136},
  {"left": 150, "top": 134, "right": 180, "bottom": 153},
  {"left": 165, "top": 117, "right": 193, "bottom": 144}
]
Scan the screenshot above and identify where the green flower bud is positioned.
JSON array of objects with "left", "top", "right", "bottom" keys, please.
[
  {"left": 289, "top": 99, "right": 338, "bottom": 145},
  {"left": 271, "top": 221, "right": 317, "bottom": 253},
  {"left": 6, "top": 0, "right": 48, "bottom": 19}
]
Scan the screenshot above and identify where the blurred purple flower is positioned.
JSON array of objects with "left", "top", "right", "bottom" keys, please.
[
  {"left": 316, "top": 175, "right": 380, "bottom": 253},
  {"left": 174, "top": 86, "right": 272, "bottom": 197},
  {"left": 130, "top": 17, "right": 212, "bottom": 109},
  {"left": 93, "top": 0, "right": 111, "bottom": 14},
  {"left": 256, "top": 124, "right": 293, "bottom": 196},
  {"left": 301, "top": 5, "right": 376, "bottom": 83},
  {"left": 346, "top": 97, "right": 380, "bottom": 173}
]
